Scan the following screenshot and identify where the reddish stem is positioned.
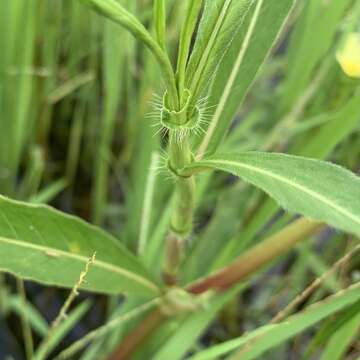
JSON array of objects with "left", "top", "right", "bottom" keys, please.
[
  {"left": 188, "top": 218, "right": 323, "bottom": 294},
  {"left": 108, "top": 308, "right": 166, "bottom": 360},
  {"left": 108, "top": 218, "right": 322, "bottom": 359}
]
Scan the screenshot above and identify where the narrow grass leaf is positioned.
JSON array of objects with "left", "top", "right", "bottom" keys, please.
[
  {"left": 303, "top": 300, "right": 360, "bottom": 359},
  {"left": 34, "top": 301, "right": 91, "bottom": 360},
  {"left": 298, "top": 88, "right": 360, "bottom": 158},
  {"left": 7, "top": 296, "right": 49, "bottom": 337},
  {"left": 279, "top": 0, "right": 352, "bottom": 112},
  {"left": 80, "top": 0, "right": 177, "bottom": 102},
  {"left": 92, "top": 12, "right": 125, "bottom": 225},
  {"left": 320, "top": 306, "right": 360, "bottom": 360},
  {"left": 29, "top": 179, "right": 67, "bottom": 205},
  {"left": 188, "top": 283, "right": 360, "bottom": 360}
]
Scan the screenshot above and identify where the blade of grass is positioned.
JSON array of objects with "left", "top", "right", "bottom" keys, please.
[
  {"left": 56, "top": 297, "right": 162, "bottom": 359},
  {"left": 34, "top": 301, "right": 92, "bottom": 360},
  {"left": 138, "top": 152, "right": 160, "bottom": 255},
  {"left": 16, "top": 279, "right": 34, "bottom": 360},
  {"left": 92, "top": 11, "right": 125, "bottom": 225},
  {"left": 187, "top": 282, "right": 360, "bottom": 360},
  {"left": 6, "top": 295, "right": 49, "bottom": 337},
  {"left": 80, "top": 0, "right": 179, "bottom": 107}
]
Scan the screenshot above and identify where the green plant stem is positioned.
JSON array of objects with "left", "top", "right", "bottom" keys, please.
[
  {"left": 16, "top": 279, "right": 34, "bottom": 360},
  {"left": 80, "top": 0, "right": 179, "bottom": 109},
  {"left": 168, "top": 134, "right": 195, "bottom": 233},
  {"left": 164, "top": 133, "right": 196, "bottom": 282},
  {"left": 169, "top": 137, "right": 195, "bottom": 233},
  {"left": 188, "top": 218, "right": 323, "bottom": 293},
  {"left": 108, "top": 308, "right": 166, "bottom": 360},
  {"left": 35, "top": 254, "right": 96, "bottom": 360}
]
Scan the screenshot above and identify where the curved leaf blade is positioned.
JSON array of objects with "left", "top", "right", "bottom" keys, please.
[
  {"left": 0, "top": 195, "right": 160, "bottom": 296},
  {"left": 184, "top": 152, "right": 360, "bottom": 237},
  {"left": 80, "top": 0, "right": 177, "bottom": 102}
]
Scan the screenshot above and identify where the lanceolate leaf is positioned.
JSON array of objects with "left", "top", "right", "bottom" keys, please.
[
  {"left": 183, "top": 152, "right": 360, "bottom": 237},
  {"left": 195, "top": 0, "right": 296, "bottom": 157},
  {"left": 217, "top": 90, "right": 360, "bottom": 263},
  {"left": 0, "top": 195, "right": 160, "bottom": 296}
]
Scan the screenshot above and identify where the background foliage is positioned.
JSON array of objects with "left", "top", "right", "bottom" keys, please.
[{"left": 0, "top": 0, "right": 359, "bottom": 359}]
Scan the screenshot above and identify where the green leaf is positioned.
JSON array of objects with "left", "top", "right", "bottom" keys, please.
[
  {"left": 183, "top": 152, "right": 360, "bottom": 237},
  {"left": 92, "top": 12, "right": 126, "bottom": 225},
  {"left": 34, "top": 300, "right": 91, "bottom": 360},
  {"left": 303, "top": 300, "right": 360, "bottom": 359},
  {"left": 186, "top": 0, "right": 251, "bottom": 103},
  {"left": 320, "top": 304, "right": 360, "bottom": 360},
  {"left": 298, "top": 88, "right": 360, "bottom": 158},
  {"left": 189, "top": 325, "right": 276, "bottom": 360},
  {"left": 214, "top": 88, "right": 360, "bottom": 267},
  {"left": 195, "top": 0, "right": 296, "bottom": 157},
  {"left": 188, "top": 282, "right": 360, "bottom": 360},
  {"left": 7, "top": 295, "right": 49, "bottom": 337},
  {"left": 80, "top": 0, "right": 178, "bottom": 104},
  {"left": 154, "top": 0, "right": 166, "bottom": 49},
  {"left": 0, "top": 195, "right": 160, "bottom": 296},
  {"left": 176, "top": 0, "right": 203, "bottom": 96},
  {"left": 279, "top": 0, "right": 352, "bottom": 112}
]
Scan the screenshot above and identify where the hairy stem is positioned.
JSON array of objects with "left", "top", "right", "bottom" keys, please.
[
  {"left": 168, "top": 133, "right": 195, "bottom": 237},
  {"left": 164, "top": 133, "right": 195, "bottom": 282}
]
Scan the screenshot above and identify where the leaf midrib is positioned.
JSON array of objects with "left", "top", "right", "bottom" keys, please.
[
  {"left": 0, "top": 236, "right": 159, "bottom": 293},
  {"left": 202, "top": 158, "right": 360, "bottom": 227}
]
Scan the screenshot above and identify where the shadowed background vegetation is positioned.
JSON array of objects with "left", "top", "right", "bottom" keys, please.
[{"left": 0, "top": 0, "right": 359, "bottom": 359}]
